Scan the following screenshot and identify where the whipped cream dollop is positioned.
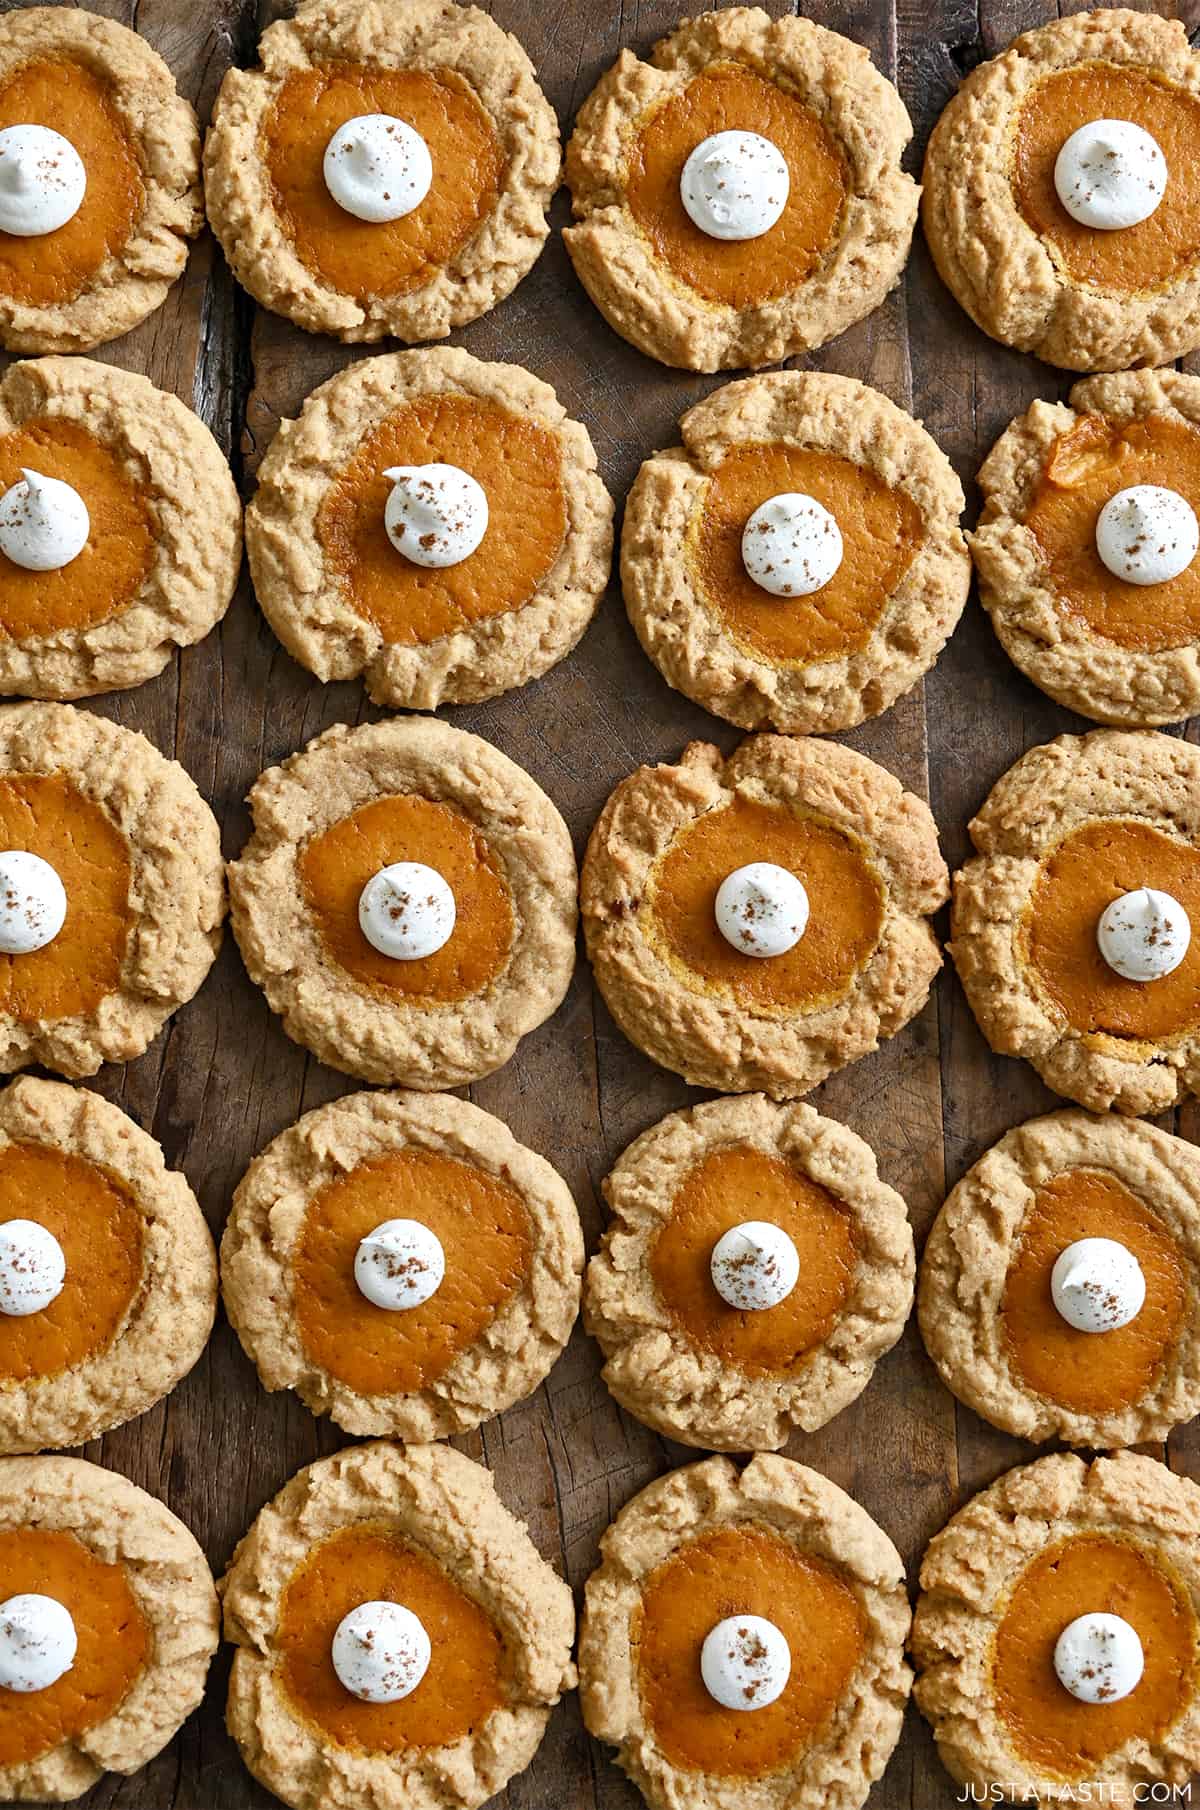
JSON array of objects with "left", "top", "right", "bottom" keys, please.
[
  {"left": 384, "top": 463, "right": 488, "bottom": 569},
  {"left": 0, "top": 1220, "right": 66, "bottom": 1317},
  {"left": 710, "top": 1221, "right": 800, "bottom": 1312},
  {"left": 715, "top": 863, "right": 809, "bottom": 958},
  {"left": 0, "top": 469, "right": 90, "bottom": 573},
  {"left": 0, "top": 1594, "right": 77, "bottom": 1693},
  {"left": 742, "top": 492, "right": 843, "bottom": 598},
  {"left": 0, "top": 851, "right": 67, "bottom": 956},
  {"left": 1054, "top": 119, "right": 1166, "bottom": 231},
  {"left": 323, "top": 114, "right": 432, "bottom": 223},
  {"left": 701, "top": 1615, "right": 791, "bottom": 1711},
  {"left": 1096, "top": 485, "right": 1198, "bottom": 587},
  {"left": 1097, "top": 887, "right": 1190, "bottom": 982},
  {"left": 332, "top": 1600, "right": 431, "bottom": 1703},
  {"left": 1051, "top": 1236, "right": 1146, "bottom": 1334},
  {"left": 680, "top": 130, "right": 789, "bottom": 241},
  {"left": 0, "top": 126, "right": 86, "bottom": 238},
  {"left": 1054, "top": 1612, "right": 1144, "bottom": 1705},
  {"left": 359, "top": 862, "right": 456, "bottom": 961},
  {"left": 355, "top": 1219, "right": 445, "bottom": 1311}
]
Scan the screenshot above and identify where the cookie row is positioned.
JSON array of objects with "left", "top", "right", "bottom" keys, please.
[
  {"left": 7, "top": 1066, "right": 1197, "bottom": 1461},
  {"left": 0, "top": 701, "right": 1194, "bottom": 1120},
  {"left": 5, "top": 3, "right": 1199, "bottom": 378},
  {"left": 4, "top": 1440, "right": 1196, "bottom": 1810},
  {"left": 10, "top": 348, "right": 1200, "bottom": 736}
]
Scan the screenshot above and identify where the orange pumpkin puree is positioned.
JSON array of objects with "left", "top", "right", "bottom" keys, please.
[
  {"left": 1013, "top": 63, "right": 1200, "bottom": 295},
  {"left": 293, "top": 1148, "right": 530, "bottom": 1397},
  {"left": 994, "top": 1533, "right": 1197, "bottom": 1781},
  {"left": 0, "top": 418, "right": 154, "bottom": 639},
  {"left": 648, "top": 797, "right": 885, "bottom": 1013},
  {"left": 651, "top": 1145, "right": 858, "bottom": 1372},
  {"left": 300, "top": 794, "right": 513, "bottom": 1007},
  {"left": 318, "top": 394, "right": 566, "bottom": 646},
  {"left": 0, "top": 774, "right": 131, "bottom": 1023},
  {"left": 690, "top": 441, "right": 924, "bottom": 665},
  {"left": 626, "top": 62, "right": 846, "bottom": 308},
  {"left": 1027, "top": 412, "right": 1200, "bottom": 652},
  {"left": 0, "top": 1143, "right": 143, "bottom": 1385},
  {"left": 263, "top": 64, "right": 503, "bottom": 301},
  {"left": 1002, "top": 1168, "right": 1184, "bottom": 1414},
  {"left": 636, "top": 1524, "right": 865, "bottom": 1776},
  {"left": 0, "top": 1527, "right": 147, "bottom": 1768},
  {"left": 1025, "top": 819, "right": 1200, "bottom": 1042},
  {"left": 276, "top": 1524, "right": 505, "bottom": 1752},
  {"left": 0, "top": 58, "right": 143, "bottom": 309}
]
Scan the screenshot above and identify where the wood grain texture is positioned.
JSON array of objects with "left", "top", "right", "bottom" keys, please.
[{"left": 2, "top": 0, "right": 1200, "bottom": 1804}]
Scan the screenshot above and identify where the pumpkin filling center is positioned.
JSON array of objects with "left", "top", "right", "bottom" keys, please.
[
  {"left": 626, "top": 61, "right": 847, "bottom": 308},
  {"left": 0, "top": 1527, "right": 148, "bottom": 1768},
  {"left": 263, "top": 64, "right": 503, "bottom": 301},
  {"left": 1002, "top": 1167, "right": 1185, "bottom": 1414},
  {"left": 647, "top": 797, "right": 885, "bottom": 1013},
  {"left": 300, "top": 793, "right": 513, "bottom": 1007},
  {"left": 650, "top": 1144, "right": 858, "bottom": 1372},
  {"left": 317, "top": 394, "right": 566, "bottom": 647},
  {"left": 1013, "top": 63, "right": 1200, "bottom": 294},
  {"left": 1024, "top": 818, "right": 1200, "bottom": 1042},
  {"left": 275, "top": 1524, "right": 506, "bottom": 1752},
  {"left": 636, "top": 1523, "right": 865, "bottom": 1776},
  {"left": 994, "top": 1532, "right": 1197, "bottom": 1780}
]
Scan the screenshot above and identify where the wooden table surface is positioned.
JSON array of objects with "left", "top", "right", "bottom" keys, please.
[{"left": 5, "top": 0, "right": 1200, "bottom": 1804}]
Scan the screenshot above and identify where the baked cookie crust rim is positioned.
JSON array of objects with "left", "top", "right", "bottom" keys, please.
[
  {"left": 227, "top": 716, "right": 578, "bottom": 1090},
  {"left": 0, "top": 702, "right": 225, "bottom": 1080},
  {"left": 203, "top": 0, "right": 561, "bottom": 344},
  {"left": 582, "top": 734, "right": 947, "bottom": 1098},
  {"left": 221, "top": 1440, "right": 576, "bottom": 1810},
  {"left": 921, "top": 9, "right": 1200, "bottom": 372},
  {"left": 0, "top": 7, "right": 203, "bottom": 356},
  {"left": 0, "top": 1076, "right": 217, "bottom": 1456},
  {"left": 246, "top": 347, "right": 613, "bottom": 711},
  {"left": 0, "top": 1453, "right": 218, "bottom": 1803},
  {"left": 221, "top": 1088, "right": 584, "bottom": 1439},
  {"left": 912, "top": 1451, "right": 1200, "bottom": 1805},
  {"left": 950, "top": 729, "right": 1200, "bottom": 1116},
  {"left": 918, "top": 1109, "right": 1200, "bottom": 1447},
  {"left": 0, "top": 358, "right": 242, "bottom": 701},
  {"left": 563, "top": 6, "right": 918, "bottom": 372},
  {"left": 585, "top": 1093, "right": 914, "bottom": 1451},
  {"left": 622, "top": 371, "right": 969, "bottom": 734},
  {"left": 579, "top": 1452, "right": 912, "bottom": 1810}
]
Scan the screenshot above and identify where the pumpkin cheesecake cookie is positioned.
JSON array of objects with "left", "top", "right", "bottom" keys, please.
[
  {"left": 973, "top": 368, "right": 1200, "bottom": 728},
  {"left": 205, "top": 0, "right": 559, "bottom": 343},
  {"left": 0, "top": 1076, "right": 215, "bottom": 1455},
  {"left": 564, "top": 7, "right": 918, "bottom": 372},
  {"left": 923, "top": 10, "right": 1200, "bottom": 372},
  {"left": 582, "top": 735, "right": 947, "bottom": 1097},
  {"left": 222, "top": 1088, "right": 582, "bottom": 1440},
  {"left": 920, "top": 1111, "right": 1200, "bottom": 1449},
  {"left": 222, "top": 1440, "right": 575, "bottom": 1810},
  {"left": 0, "top": 702, "right": 223, "bottom": 1079},
  {"left": 913, "top": 1451, "right": 1200, "bottom": 1806},
  {"left": 0, "top": 357, "right": 241, "bottom": 699},
  {"left": 229, "top": 716, "right": 576, "bottom": 1089},
  {"left": 0, "top": 1453, "right": 218, "bottom": 1801},
  {"left": 952, "top": 730, "right": 1200, "bottom": 1116},
  {"left": 0, "top": 7, "right": 203, "bottom": 355},
  {"left": 585, "top": 1094, "right": 913, "bottom": 1451},
  {"left": 580, "top": 1454, "right": 911, "bottom": 1810},
  {"left": 623, "top": 371, "right": 969, "bottom": 733},
  {"left": 247, "top": 348, "right": 612, "bottom": 711}
]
